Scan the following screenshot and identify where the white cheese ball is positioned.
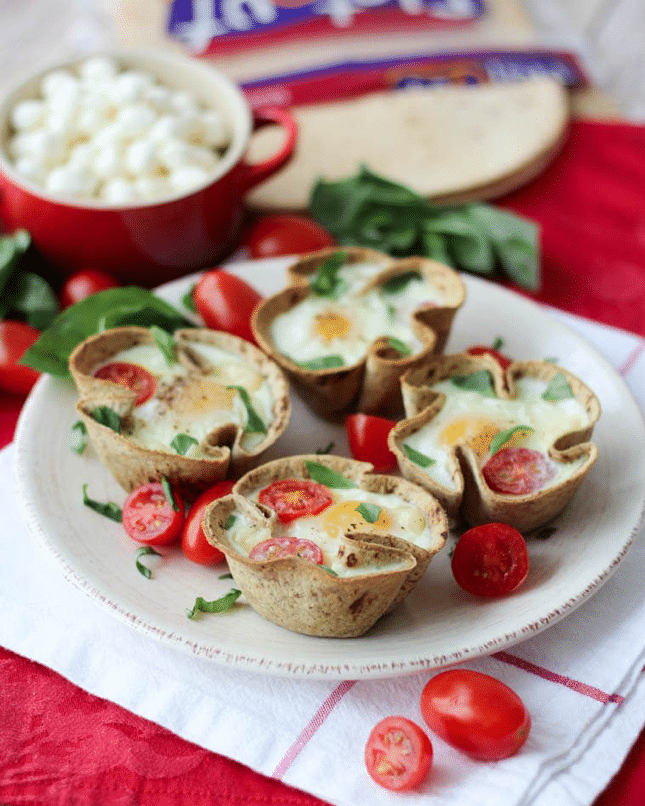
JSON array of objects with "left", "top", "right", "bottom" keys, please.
[
  {"left": 45, "top": 164, "right": 97, "bottom": 198},
  {"left": 78, "top": 56, "right": 119, "bottom": 85},
  {"left": 169, "top": 166, "right": 211, "bottom": 193},
  {"left": 101, "top": 177, "right": 140, "bottom": 204},
  {"left": 10, "top": 99, "right": 46, "bottom": 131},
  {"left": 125, "top": 138, "right": 161, "bottom": 176}
]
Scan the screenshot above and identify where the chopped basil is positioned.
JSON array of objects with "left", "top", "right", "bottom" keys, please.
[
  {"left": 224, "top": 514, "right": 237, "bottom": 529},
  {"left": 380, "top": 271, "right": 421, "bottom": 294},
  {"left": 161, "top": 476, "right": 180, "bottom": 511},
  {"left": 218, "top": 572, "right": 234, "bottom": 579},
  {"left": 135, "top": 546, "right": 161, "bottom": 579},
  {"left": 316, "top": 441, "right": 335, "bottom": 455},
  {"left": 489, "top": 425, "right": 534, "bottom": 455},
  {"left": 296, "top": 355, "right": 345, "bottom": 370},
  {"left": 82, "top": 483, "right": 122, "bottom": 522},
  {"left": 542, "top": 372, "right": 574, "bottom": 401},
  {"left": 186, "top": 589, "right": 242, "bottom": 619},
  {"left": 181, "top": 283, "right": 197, "bottom": 312},
  {"left": 227, "top": 385, "right": 267, "bottom": 434},
  {"left": 387, "top": 337, "right": 412, "bottom": 357},
  {"left": 402, "top": 443, "right": 435, "bottom": 468},
  {"left": 309, "top": 251, "right": 347, "bottom": 297},
  {"left": 356, "top": 502, "right": 381, "bottom": 523},
  {"left": 493, "top": 336, "right": 504, "bottom": 350},
  {"left": 170, "top": 433, "right": 198, "bottom": 455},
  {"left": 321, "top": 565, "right": 339, "bottom": 576},
  {"left": 70, "top": 420, "right": 87, "bottom": 454},
  {"left": 305, "top": 460, "right": 358, "bottom": 488},
  {"left": 91, "top": 406, "right": 121, "bottom": 432},
  {"left": 450, "top": 370, "right": 496, "bottom": 397},
  {"left": 150, "top": 324, "right": 176, "bottom": 365}
]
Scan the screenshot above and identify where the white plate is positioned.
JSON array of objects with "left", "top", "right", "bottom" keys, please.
[{"left": 14, "top": 257, "right": 645, "bottom": 680}]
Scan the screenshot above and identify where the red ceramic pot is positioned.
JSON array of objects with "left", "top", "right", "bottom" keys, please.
[{"left": 0, "top": 50, "right": 298, "bottom": 286}]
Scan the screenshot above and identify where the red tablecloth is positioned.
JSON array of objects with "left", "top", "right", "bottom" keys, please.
[{"left": 2, "top": 119, "right": 645, "bottom": 805}]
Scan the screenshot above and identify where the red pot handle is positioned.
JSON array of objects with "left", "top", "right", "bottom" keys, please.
[{"left": 238, "top": 106, "right": 298, "bottom": 193}]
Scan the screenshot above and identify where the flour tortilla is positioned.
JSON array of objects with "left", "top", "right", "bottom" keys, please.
[{"left": 246, "top": 76, "right": 570, "bottom": 211}]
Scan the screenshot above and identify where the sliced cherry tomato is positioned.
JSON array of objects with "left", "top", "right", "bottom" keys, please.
[
  {"left": 248, "top": 535, "right": 324, "bottom": 563},
  {"left": 244, "top": 214, "right": 336, "bottom": 258},
  {"left": 365, "top": 716, "right": 433, "bottom": 791},
  {"left": 122, "top": 481, "right": 185, "bottom": 546},
  {"left": 60, "top": 269, "right": 121, "bottom": 307},
  {"left": 94, "top": 361, "right": 156, "bottom": 406},
  {"left": 258, "top": 479, "right": 333, "bottom": 523},
  {"left": 180, "top": 480, "right": 235, "bottom": 565},
  {"left": 193, "top": 270, "right": 263, "bottom": 344},
  {"left": 420, "top": 669, "right": 531, "bottom": 761},
  {"left": 451, "top": 522, "right": 529, "bottom": 597},
  {"left": 345, "top": 413, "right": 398, "bottom": 472},
  {"left": 482, "top": 447, "right": 556, "bottom": 495},
  {"left": 467, "top": 344, "right": 512, "bottom": 370},
  {"left": 0, "top": 320, "right": 41, "bottom": 395}
]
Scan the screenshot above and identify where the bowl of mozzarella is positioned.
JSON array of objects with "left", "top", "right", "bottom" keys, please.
[{"left": 0, "top": 50, "right": 297, "bottom": 284}]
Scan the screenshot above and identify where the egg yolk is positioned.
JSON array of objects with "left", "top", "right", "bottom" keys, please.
[
  {"left": 439, "top": 416, "right": 500, "bottom": 458},
  {"left": 313, "top": 310, "right": 352, "bottom": 342},
  {"left": 320, "top": 500, "right": 393, "bottom": 537},
  {"left": 171, "top": 377, "right": 236, "bottom": 415}
]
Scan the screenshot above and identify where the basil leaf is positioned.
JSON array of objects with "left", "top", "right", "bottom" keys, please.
[
  {"left": 70, "top": 420, "right": 87, "bottom": 454},
  {"left": 356, "top": 502, "right": 381, "bottom": 523},
  {"left": 316, "top": 441, "right": 335, "bottom": 454},
  {"left": 181, "top": 283, "right": 197, "bottom": 312},
  {"left": 135, "top": 546, "right": 161, "bottom": 579},
  {"left": 82, "top": 483, "right": 122, "bottom": 522},
  {"left": 387, "top": 337, "right": 412, "bottom": 357},
  {"left": 493, "top": 336, "right": 505, "bottom": 350},
  {"left": 91, "top": 406, "right": 121, "bottom": 432},
  {"left": 0, "top": 230, "right": 30, "bottom": 299},
  {"left": 161, "top": 476, "right": 179, "bottom": 511},
  {"left": 380, "top": 271, "right": 421, "bottom": 294},
  {"left": 450, "top": 370, "right": 496, "bottom": 397},
  {"left": 2, "top": 270, "right": 60, "bottom": 330},
  {"left": 542, "top": 372, "right": 574, "bottom": 401},
  {"left": 170, "top": 433, "right": 198, "bottom": 455},
  {"left": 309, "top": 251, "right": 347, "bottom": 297},
  {"left": 219, "top": 572, "right": 234, "bottom": 579},
  {"left": 297, "top": 355, "right": 345, "bottom": 370},
  {"left": 402, "top": 443, "right": 435, "bottom": 468},
  {"left": 321, "top": 565, "right": 339, "bottom": 576},
  {"left": 305, "top": 460, "right": 357, "bottom": 488},
  {"left": 227, "top": 385, "right": 267, "bottom": 434},
  {"left": 186, "top": 589, "right": 242, "bottom": 619},
  {"left": 150, "top": 324, "right": 176, "bottom": 365},
  {"left": 224, "top": 514, "right": 237, "bottom": 530},
  {"left": 489, "top": 425, "right": 534, "bottom": 455}
]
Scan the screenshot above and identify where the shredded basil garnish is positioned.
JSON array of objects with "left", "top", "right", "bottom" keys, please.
[
  {"left": 321, "top": 565, "right": 339, "bottom": 576},
  {"left": 542, "top": 372, "right": 574, "bottom": 401},
  {"left": 218, "top": 572, "right": 234, "bottom": 579},
  {"left": 305, "top": 461, "right": 357, "bottom": 488},
  {"left": 493, "top": 336, "right": 505, "bottom": 350},
  {"left": 70, "top": 420, "right": 87, "bottom": 454},
  {"left": 296, "top": 355, "right": 345, "bottom": 370},
  {"left": 489, "top": 425, "right": 534, "bottom": 455},
  {"left": 356, "top": 502, "right": 381, "bottom": 523},
  {"left": 450, "top": 370, "right": 496, "bottom": 397},
  {"left": 402, "top": 444, "right": 435, "bottom": 468},
  {"left": 150, "top": 324, "right": 176, "bottom": 366},
  {"left": 309, "top": 252, "right": 347, "bottom": 297},
  {"left": 381, "top": 271, "right": 421, "bottom": 294},
  {"left": 316, "top": 441, "right": 335, "bottom": 455},
  {"left": 170, "top": 433, "right": 198, "bottom": 455},
  {"left": 82, "top": 483, "right": 122, "bottom": 522},
  {"left": 161, "top": 476, "right": 180, "bottom": 511},
  {"left": 387, "top": 337, "right": 412, "bottom": 357},
  {"left": 224, "top": 514, "right": 237, "bottom": 529},
  {"left": 181, "top": 284, "right": 197, "bottom": 312},
  {"left": 227, "top": 385, "right": 267, "bottom": 434},
  {"left": 135, "top": 546, "right": 161, "bottom": 578},
  {"left": 186, "top": 589, "right": 242, "bottom": 619},
  {"left": 91, "top": 405, "right": 121, "bottom": 432}
]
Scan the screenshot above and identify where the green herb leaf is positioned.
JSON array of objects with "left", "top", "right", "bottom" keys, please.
[
  {"left": 0, "top": 230, "right": 31, "bottom": 300},
  {"left": 135, "top": 546, "right": 161, "bottom": 578},
  {"left": 450, "top": 370, "right": 496, "bottom": 397},
  {"left": 181, "top": 284, "right": 197, "bottom": 312},
  {"left": 305, "top": 460, "right": 358, "bottom": 488},
  {"left": 542, "top": 372, "right": 574, "bottom": 401},
  {"left": 493, "top": 336, "right": 504, "bottom": 350},
  {"left": 82, "top": 483, "right": 122, "bottom": 522},
  {"left": 356, "top": 502, "right": 381, "bottom": 523},
  {"left": 296, "top": 355, "right": 345, "bottom": 370},
  {"left": 2, "top": 270, "right": 60, "bottom": 330},
  {"left": 227, "top": 385, "right": 267, "bottom": 434},
  {"left": 316, "top": 441, "right": 335, "bottom": 454},
  {"left": 321, "top": 565, "right": 339, "bottom": 576},
  {"left": 218, "top": 572, "right": 234, "bottom": 579},
  {"left": 489, "top": 425, "right": 534, "bottom": 455},
  {"left": 402, "top": 443, "right": 435, "bottom": 468},
  {"left": 224, "top": 514, "right": 237, "bottom": 530},
  {"left": 70, "top": 420, "right": 87, "bottom": 454},
  {"left": 161, "top": 476, "right": 179, "bottom": 511},
  {"left": 170, "top": 433, "right": 198, "bottom": 455},
  {"left": 380, "top": 271, "right": 421, "bottom": 294},
  {"left": 309, "top": 251, "right": 347, "bottom": 297},
  {"left": 387, "top": 337, "right": 412, "bottom": 357},
  {"left": 150, "top": 324, "right": 176, "bottom": 365},
  {"left": 91, "top": 406, "right": 121, "bottom": 432},
  {"left": 186, "top": 589, "right": 242, "bottom": 619}
]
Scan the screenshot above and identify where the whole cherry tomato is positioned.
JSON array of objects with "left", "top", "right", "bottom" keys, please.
[
  {"left": 60, "top": 269, "right": 121, "bottom": 307},
  {"left": 193, "top": 270, "right": 263, "bottom": 344},
  {"left": 180, "top": 480, "right": 235, "bottom": 565},
  {"left": 249, "top": 535, "right": 324, "bottom": 564},
  {"left": 365, "top": 716, "right": 433, "bottom": 791},
  {"left": 0, "top": 320, "right": 41, "bottom": 395},
  {"left": 244, "top": 214, "right": 336, "bottom": 259},
  {"left": 94, "top": 361, "right": 156, "bottom": 406},
  {"left": 482, "top": 447, "right": 556, "bottom": 496},
  {"left": 420, "top": 669, "right": 531, "bottom": 760},
  {"left": 451, "top": 522, "right": 529, "bottom": 597},
  {"left": 122, "top": 481, "right": 185, "bottom": 546},
  {"left": 345, "top": 413, "right": 398, "bottom": 472},
  {"left": 258, "top": 479, "right": 333, "bottom": 523}
]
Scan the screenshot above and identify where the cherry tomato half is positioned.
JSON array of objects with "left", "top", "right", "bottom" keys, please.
[
  {"left": 451, "top": 522, "right": 529, "bottom": 597},
  {"left": 0, "top": 320, "right": 41, "bottom": 395},
  {"left": 60, "top": 269, "right": 121, "bottom": 307},
  {"left": 467, "top": 344, "right": 512, "bottom": 370},
  {"left": 193, "top": 270, "right": 263, "bottom": 344},
  {"left": 345, "top": 413, "right": 398, "bottom": 472},
  {"left": 244, "top": 214, "right": 336, "bottom": 259},
  {"left": 122, "top": 481, "right": 185, "bottom": 546},
  {"left": 94, "top": 361, "right": 156, "bottom": 406},
  {"left": 482, "top": 447, "right": 556, "bottom": 496},
  {"left": 365, "top": 716, "right": 433, "bottom": 791},
  {"left": 249, "top": 535, "right": 324, "bottom": 564},
  {"left": 258, "top": 479, "right": 333, "bottom": 523},
  {"left": 180, "top": 480, "right": 235, "bottom": 565},
  {"left": 420, "top": 669, "right": 531, "bottom": 761}
]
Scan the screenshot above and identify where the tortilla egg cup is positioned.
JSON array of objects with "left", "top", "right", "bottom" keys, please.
[
  {"left": 202, "top": 454, "right": 449, "bottom": 638},
  {"left": 251, "top": 246, "right": 466, "bottom": 418},
  {"left": 68, "top": 325, "right": 291, "bottom": 493},
  {"left": 389, "top": 353, "right": 601, "bottom": 532}
]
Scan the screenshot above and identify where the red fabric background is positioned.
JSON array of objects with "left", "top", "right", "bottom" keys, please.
[{"left": 2, "top": 119, "right": 645, "bottom": 805}]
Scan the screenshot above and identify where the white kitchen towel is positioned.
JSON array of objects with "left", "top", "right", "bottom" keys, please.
[{"left": 1, "top": 307, "right": 645, "bottom": 806}]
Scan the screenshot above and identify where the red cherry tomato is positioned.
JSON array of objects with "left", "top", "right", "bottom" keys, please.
[
  {"left": 180, "top": 480, "right": 235, "bottom": 565},
  {"left": 248, "top": 535, "right": 324, "bottom": 564},
  {"left": 345, "top": 413, "right": 398, "bottom": 472},
  {"left": 258, "top": 479, "right": 333, "bottom": 523},
  {"left": 467, "top": 344, "right": 512, "bottom": 370},
  {"left": 94, "top": 361, "right": 156, "bottom": 406},
  {"left": 193, "top": 270, "right": 263, "bottom": 344},
  {"left": 420, "top": 669, "right": 531, "bottom": 761},
  {"left": 482, "top": 447, "right": 556, "bottom": 496},
  {"left": 0, "top": 320, "right": 41, "bottom": 395},
  {"left": 451, "top": 522, "right": 529, "bottom": 597},
  {"left": 60, "top": 269, "right": 121, "bottom": 307},
  {"left": 365, "top": 716, "right": 433, "bottom": 791},
  {"left": 122, "top": 481, "right": 185, "bottom": 546},
  {"left": 244, "top": 214, "right": 336, "bottom": 259}
]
